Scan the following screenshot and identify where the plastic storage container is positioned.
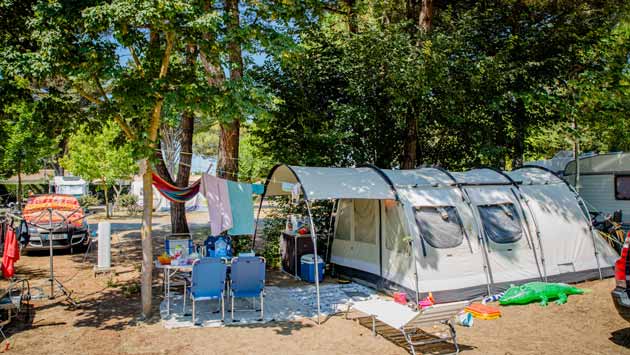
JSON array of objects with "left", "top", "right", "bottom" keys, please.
[{"left": 300, "top": 254, "right": 324, "bottom": 283}]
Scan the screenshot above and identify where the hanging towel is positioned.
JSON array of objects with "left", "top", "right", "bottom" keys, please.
[
  {"left": 252, "top": 183, "right": 265, "bottom": 195},
  {"left": 200, "top": 173, "right": 233, "bottom": 235},
  {"left": 2, "top": 226, "right": 19, "bottom": 279},
  {"left": 227, "top": 181, "right": 255, "bottom": 236}
]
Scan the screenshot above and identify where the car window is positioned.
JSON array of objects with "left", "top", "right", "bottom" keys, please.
[
  {"left": 414, "top": 206, "right": 464, "bottom": 249},
  {"left": 478, "top": 203, "right": 523, "bottom": 244}
]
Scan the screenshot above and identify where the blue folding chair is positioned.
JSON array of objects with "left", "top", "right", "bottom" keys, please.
[
  {"left": 229, "top": 256, "right": 265, "bottom": 321},
  {"left": 187, "top": 258, "right": 227, "bottom": 324}
]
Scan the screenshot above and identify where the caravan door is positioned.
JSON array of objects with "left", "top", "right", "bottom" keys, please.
[{"left": 331, "top": 199, "right": 380, "bottom": 276}]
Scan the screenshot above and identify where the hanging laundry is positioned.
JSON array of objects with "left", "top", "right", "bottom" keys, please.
[
  {"left": 252, "top": 183, "right": 265, "bottom": 195},
  {"left": 2, "top": 226, "right": 19, "bottom": 279},
  {"left": 152, "top": 173, "right": 201, "bottom": 203},
  {"left": 200, "top": 173, "right": 233, "bottom": 235},
  {"left": 227, "top": 181, "right": 255, "bottom": 236}
]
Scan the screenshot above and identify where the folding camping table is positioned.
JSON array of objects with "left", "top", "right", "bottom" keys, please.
[{"left": 155, "top": 262, "right": 194, "bottom": 316}]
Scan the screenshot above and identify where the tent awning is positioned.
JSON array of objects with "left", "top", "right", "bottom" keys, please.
[{"left": 264, "top": 165, "right": 397, "bottom": 200}]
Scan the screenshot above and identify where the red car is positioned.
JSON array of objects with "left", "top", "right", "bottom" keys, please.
[
  {"left": 612, "top": 231, "right": 630, "bottom": 322},
  {"left": 21, "top": 194, "right": 89, "bottom": 252}
]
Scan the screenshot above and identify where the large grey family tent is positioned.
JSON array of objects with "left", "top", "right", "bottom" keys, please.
[
  {"left": 256, "top": 164, "right": 618, "bottom": 310},
  {"left": 564, "top": 152, "right": 630, "bottom": 225}
]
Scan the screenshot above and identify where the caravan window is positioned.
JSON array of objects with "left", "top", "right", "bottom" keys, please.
[
  {"left": 353, "top": 200, "right": 378, "bottom": 244},
  {"left": 414, "top": 206, "right": 464, "bottom": 249},
  {"left": 615, "top": 175, "right": 630, "bottom": 200},
  {"left": 478, "top": 203, "right": 523, "bottom": 244}
]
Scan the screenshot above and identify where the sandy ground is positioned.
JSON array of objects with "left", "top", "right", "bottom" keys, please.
[{"left": 0, "top": 210, "right": 629, "bottom": 355}]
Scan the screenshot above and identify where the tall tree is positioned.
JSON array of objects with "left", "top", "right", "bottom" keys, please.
[{"left": 60, "top": 122, "right": 137, "bottom": 218}]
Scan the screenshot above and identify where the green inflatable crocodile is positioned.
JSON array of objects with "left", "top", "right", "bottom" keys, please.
[{"left": 499, "top": 282, "right": 584, "bottom": 306}]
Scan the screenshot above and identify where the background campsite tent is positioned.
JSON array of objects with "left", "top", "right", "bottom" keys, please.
[
  {"left": 259, "top": 165, "right": 618, "bottom": 304},
  {"left": 131, "top": 176, "right": 166, "bottom": 211},
  {"left": 564, "top": 152, "right": 630, "bottom": 225}
]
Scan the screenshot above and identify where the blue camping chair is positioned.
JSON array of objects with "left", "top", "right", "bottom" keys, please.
[
  {"left": 229, "top": 256, "right": 266, "bottom": 321},
  {"left": 187, "top": 258, "right": 227, "bottom": 324}
]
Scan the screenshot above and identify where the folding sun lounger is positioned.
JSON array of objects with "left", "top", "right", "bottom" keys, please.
[{"left": 346, "top": 298, "right": 471, "bottom": 355}]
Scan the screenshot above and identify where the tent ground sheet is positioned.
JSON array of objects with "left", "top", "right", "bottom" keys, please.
[{"left": 160, "top": 282, "right": 375, "bottom": 328}]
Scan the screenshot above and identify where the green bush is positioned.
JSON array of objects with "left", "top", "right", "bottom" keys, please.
[
  {"left": 117, "top": 193, "right": 139, "bottom": 215},
  {"left": 78, "top": 194, "right": 101, "bottom": 208}
]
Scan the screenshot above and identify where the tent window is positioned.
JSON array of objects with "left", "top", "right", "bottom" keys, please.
[
  {"left": 478, "top": 203, "right": 523, "bottom": 244},
  {"left": 353, "top": 200, "right": 377, "bottom": 244},
  {"left": 384, "top": 201, "right": 409, "bottom": 254},
  {"left": 414, "top": 206, "right": 464, "bottom": 249},
  {"left": 615, "top": 175, "right": 630, "bottom": 200},
  {"left": 335, "top": 200, "right": 352, "bottom": 241}
]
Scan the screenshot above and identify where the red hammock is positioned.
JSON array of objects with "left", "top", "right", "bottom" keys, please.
[{"left": 152, "top": 173, "right": 201, "bottom": 203}]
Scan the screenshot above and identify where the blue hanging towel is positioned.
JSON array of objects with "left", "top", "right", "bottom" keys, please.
[
  {"left": 227, "top": 181, "right": 255, "bottom": 235},
  {"left": 252, "top": 183, "right": 265, "bottom": 195}
]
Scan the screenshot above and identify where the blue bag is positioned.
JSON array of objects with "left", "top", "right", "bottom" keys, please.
[{"left": 205, "top": 235, "right": 232, "bottom": 258}]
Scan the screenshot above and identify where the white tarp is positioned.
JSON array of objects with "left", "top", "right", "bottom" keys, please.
[{"left": 265, "top": 165, "right": 396, "bottom": 200}]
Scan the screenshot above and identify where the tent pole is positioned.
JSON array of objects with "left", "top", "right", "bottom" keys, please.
[
  {"left": 402, "top": 202, "right": 421, "bottom": 307},
  {"left": 324, "top": 199, "right": 337, "bottom": 263},
  {"left": 513, "top": 190, "right": 548, "bottom": 281},
  {"left": 251, "top": 191, "right": 266, "bottom": 250},
  {"left": 574, "top": 191, "right": 603, "bottom": 280},
  {"left": 460, "top": 187, "right": 494, "bottom": 295},
  {"left": 305, "top": 200, "right": 322, "bottom": 325}
]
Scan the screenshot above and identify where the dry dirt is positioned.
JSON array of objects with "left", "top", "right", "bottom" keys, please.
[{"left": 0, "top": 211, "right": 629, "bottom": 355}]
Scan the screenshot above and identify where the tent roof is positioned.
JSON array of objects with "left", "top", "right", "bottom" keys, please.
[
  {"left": 508, "top": 166, "right": 565, "bottom": 185},
  {"left": 264, "top": 165, "right": 397, "bottom": 200},
  {"left": 564, "top": 152, "right": 630, "bottom": 175},
  {"left": 383, "top": 168, "right": 455, "bottom": 187}
]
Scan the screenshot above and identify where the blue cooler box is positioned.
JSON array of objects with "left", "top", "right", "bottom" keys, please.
[{"left": 300, "top": 254, "right": 324, "bottom": 283}]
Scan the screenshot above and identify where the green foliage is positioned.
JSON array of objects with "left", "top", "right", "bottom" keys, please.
[
  {"left": 78, "top": 194, "right": 101, "bottom": 208},
  {"left": 60, "top": 121, "right": 137, "bottom": 188},
  {"left": 0, "top": 98, "right": 58, "bottom": 178},
  {"left": 253, "top": 0, "right": 630, "bottom": 170},
  {"left": 117, "top": 193, "right": 139, "bottom": 215}
]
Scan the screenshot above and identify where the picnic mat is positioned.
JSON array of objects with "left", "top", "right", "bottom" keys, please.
[{"left": 160, "top": 283, "right": 375, "bottom": 329}]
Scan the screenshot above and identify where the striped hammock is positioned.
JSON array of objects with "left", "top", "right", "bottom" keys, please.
[{"left": 152, "top": 173, "right": 201, "bottom": 203}]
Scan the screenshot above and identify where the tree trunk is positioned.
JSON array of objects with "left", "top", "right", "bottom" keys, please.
[
  {"left": 401, "top": 108, "right": 417, "bottom": 169},
  {"left": 170, "top": 108, "right": 194, "bottom": 234},
  {"left": 17, "top": 160, "right": 22, "bottom": 211},
  {"left": 345, "top": 0, "right": 358, "bottom": 33},
  {"left": 103, "top": 182, "right": 110, "bottom": 219},
  {"left": 419, "top": 0, "right": 433, "bottom": 32},
  {"left": 140, "top": 160, "right": 154, "bottom": 318},
  {"left": 218, "top": 0, "right": 243, "bottom": 182},
  {"left": 400, "top": 1, "right": 432, "bottom": 169},
  {"left": 511, "top": 98, "right": 526, "bottom": 169}
]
